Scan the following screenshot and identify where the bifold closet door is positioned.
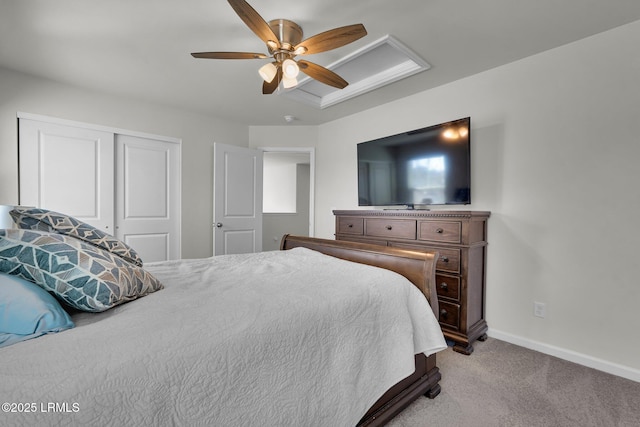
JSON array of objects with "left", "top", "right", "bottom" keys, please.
[
  {"left": 115, "top": 134, "right": 181, "bottom": 262},
  {"left": 19, "top": 115, "right": 181, "bottom": 262},
  {"left": 18, "top": 119, "right": 115, "bottom": 233}
]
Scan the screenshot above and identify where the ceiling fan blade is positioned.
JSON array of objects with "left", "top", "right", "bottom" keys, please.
[
  {"left": 294, "top": 24, "right": 366, "bottom": 55},
  {"left": 191, "top": 52, "right": 267, "bottom": 59},
  {"left": 227, "top": 0, "right": 281, "bottom": 49},
  {"left": 263, "top": 66, "right": 283, "bottom": 94},
  {"left": 298, "top": 60, "right": 348, "bottom": 89}
]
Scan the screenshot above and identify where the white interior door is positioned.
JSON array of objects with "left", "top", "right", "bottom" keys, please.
[
  {"left": 18, "top": 118, "right": 115, "bottom": 233},
  {"left": 115, "top": 134, "right": 181, "bottom": 262},
  {"left": 213, "top": 143, "right": 263, "bottom": 255}
]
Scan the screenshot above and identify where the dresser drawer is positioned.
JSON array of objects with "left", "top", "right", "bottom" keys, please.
[
  {"left": 337, "top": 217, "right": 364, "bottom": 235},
  {"left": 436, "top": 274, "right": 460, "bottom": 301},
  {"left": 365, "top": 219, "right": 416, "bottom": 239},
  {"left": 434, "top": 248, "right": 460, "bottom": 273},
  {"left": 387, "top": 243, "right": 461, "bottom": 274},
  {"left": 438, "top": 300, "right": 460, "bottom": 330},
  {"left": 418, "top": 221, "right": 462, "bottom": 243}
]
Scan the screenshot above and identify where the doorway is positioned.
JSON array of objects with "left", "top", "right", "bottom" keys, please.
[{"left": 260, "top": 147, "right": 315, "bottom": 251}]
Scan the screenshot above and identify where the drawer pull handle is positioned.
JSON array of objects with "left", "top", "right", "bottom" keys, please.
[
  {"left": 440, "top": 309, "right": 448, "bottom": 319},
  {"left": 436, "top": 228, "right": 444, "bottom": 234},
  {"left": 441, "top": 256, "right": 449, "bottom": 263},
  {"left": 347, "top": 224, "right": 353, "bottom": 228},
  {"left": 385, "top": 225, "right": 393, "bottom": 230},
  {"left": 439, "top": 282, "right": 448, "bottom": 291}
]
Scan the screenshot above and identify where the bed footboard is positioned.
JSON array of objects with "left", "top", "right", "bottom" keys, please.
[
  {"left": 358, "top": 353, "right": 441, "bottom": 426},
  {"left": 280, "top": 234, "right": 439, "bottom": 317},
  {"left": 280, "top": 234, "right": 442, "bottom": 426}
]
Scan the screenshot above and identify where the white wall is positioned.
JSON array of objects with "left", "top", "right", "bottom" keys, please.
[
  {"left": 250, "top": 20, "right": 640, "bottom": 379},
  {"left": 249, "top": 125, "right": 318, "bottom": 151},
  {"left": 0, "top": 67, "right": 248, "bottom": 259},
  {"left": 263, "top": 156, "right": 298, "bottom": 213}
]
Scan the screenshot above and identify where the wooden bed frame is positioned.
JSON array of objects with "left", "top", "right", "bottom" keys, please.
[{"left": 280, "top": 234, "right": 442, "bottom": 426}]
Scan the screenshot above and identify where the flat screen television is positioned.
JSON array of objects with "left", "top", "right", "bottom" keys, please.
[{"left": 357, "top": 117, "right": 471, "bottom": 209}]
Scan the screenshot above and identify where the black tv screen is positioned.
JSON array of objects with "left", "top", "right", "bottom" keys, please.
[{"left": 357, "top": 117, "right": 471, "bottom": 208}]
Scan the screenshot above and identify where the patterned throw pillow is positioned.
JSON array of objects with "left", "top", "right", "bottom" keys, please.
[
  {"left": 0, "top": 229, "right": 163, "bottom": 312},
  {"left": 9, "top": 207, "right": 143, "bottom": 267}
]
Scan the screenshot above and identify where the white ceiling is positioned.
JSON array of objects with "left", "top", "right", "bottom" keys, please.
[{"left": 1, "top": 0, "right": 640, "bottom": 126}]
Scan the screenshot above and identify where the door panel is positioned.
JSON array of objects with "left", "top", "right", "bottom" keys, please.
[
  {"left": 40, "top": 135, "right": 99, "bottom": 216},
  {"left": 223, "top": 230, "right": 257, "bottom": 255},
  {"left": 125, "top": 233, "right": 170, "bottom": 262},
  {"left": 123, "top": 144, "right": 168, "bottom": 217},
  {"left": 116, "top": 134, "right": 181, "bottom": 262},
  {"left": 18, "top": 119, "right": 115, "bottom": 233},
  {"left": 213, "top": 143, "right": 262, "bottom": 255},
  {"left": 225, "top": 152, "right": 258, "bottom": 216}
]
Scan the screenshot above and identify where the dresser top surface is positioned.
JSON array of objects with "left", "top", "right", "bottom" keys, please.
[{"left": 333, "top": 210, "right": 491, "bottom": 219}]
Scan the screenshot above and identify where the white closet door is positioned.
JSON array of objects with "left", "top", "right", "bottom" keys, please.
[
  {"left": 18, "top": 119, "right": 115, "bottom": 233},
  {"left": 116, "top": 134, "right": 181, "bottom": 262}
]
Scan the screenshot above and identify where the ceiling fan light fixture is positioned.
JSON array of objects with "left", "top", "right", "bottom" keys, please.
[
  {"left": 259, "top": 62, "right": 278, "bottom": 82},
  {"left": 293, "top": 45, "right": 308, "bottom": 55},
  {"left": 282, "top": 75, "right": 298, "bottom": 89},
  {"left": 282, "top": 59, "right": 300, "bottom": 79}
]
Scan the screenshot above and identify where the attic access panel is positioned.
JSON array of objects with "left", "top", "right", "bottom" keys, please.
[{"left": 281, "top": 35, "right": 430, "bottom": 109}]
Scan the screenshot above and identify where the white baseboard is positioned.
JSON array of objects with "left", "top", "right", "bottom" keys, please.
[{"left": 487, "top": 328, "right": 640, "bottom": 383}]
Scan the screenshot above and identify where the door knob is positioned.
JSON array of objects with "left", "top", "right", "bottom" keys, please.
[{"left": 215, "top": 223, "right": 223, "bottom": 228}]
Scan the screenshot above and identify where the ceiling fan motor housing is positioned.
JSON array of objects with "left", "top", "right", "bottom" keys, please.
[{"left": 268, "top": 19, "right": 303, "bottom": 52}]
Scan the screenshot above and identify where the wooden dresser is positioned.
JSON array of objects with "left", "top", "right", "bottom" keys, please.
[{"left": 333, "top": 210, "right": 490, "bottom": 355}]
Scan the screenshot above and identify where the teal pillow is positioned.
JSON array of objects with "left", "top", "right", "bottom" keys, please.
[
  {"left": 10, "top": 207, "right": 144, "bottom": 267},
  {"left": 0, "top": 272, "right": 74, "bottom": 348},
  {"left": 0, "top": 229, "right": 163, "bottom": 313}
]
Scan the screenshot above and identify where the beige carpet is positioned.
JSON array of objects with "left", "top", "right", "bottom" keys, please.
[{"left": 388, "top": 338, "right": 640, "bottom": 427}]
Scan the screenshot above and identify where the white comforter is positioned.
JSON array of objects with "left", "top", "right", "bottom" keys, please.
[{"left": 0, "top": 247, "right": 446, "bottom": 427}]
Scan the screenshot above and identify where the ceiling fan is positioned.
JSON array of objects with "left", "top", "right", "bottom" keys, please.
[{"left": 191, "top": 0, "right": 367, "bottom": 94}]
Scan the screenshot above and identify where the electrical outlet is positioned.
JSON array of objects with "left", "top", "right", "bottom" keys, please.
[{"left": 534, "top": 302, "right": 546, "bottom": 318}]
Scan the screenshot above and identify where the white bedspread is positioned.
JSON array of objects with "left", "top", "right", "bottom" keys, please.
[{"left": 0, "top": 247, "right": 446, "bottom": 427}]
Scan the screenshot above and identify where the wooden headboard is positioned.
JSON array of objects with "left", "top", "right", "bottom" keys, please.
[{"left": 280, "top": 234, "right": 439, "bottom": 317}]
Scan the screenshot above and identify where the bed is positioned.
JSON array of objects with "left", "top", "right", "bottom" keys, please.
[{"left": 0, "top": 211, "right": 446, "bottom": 427}]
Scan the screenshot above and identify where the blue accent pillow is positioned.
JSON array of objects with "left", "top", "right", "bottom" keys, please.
[
  {"left": 0, "top": 229, "right": 163, "bottom": 313},
  {"left": 0, "top": 272, "right": 74, "bottom": 348},
  {"left": 10, "top": 207, "right": 144, "bottom": 267}
]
